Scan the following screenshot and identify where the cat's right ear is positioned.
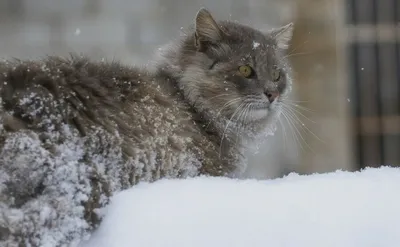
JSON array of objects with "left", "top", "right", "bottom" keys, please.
[
  {"left": 269, "top": 23, "right": 294, "bottom": 50},
  {"left": 194, "top": 8, "right": 222, "bottom": 51}
]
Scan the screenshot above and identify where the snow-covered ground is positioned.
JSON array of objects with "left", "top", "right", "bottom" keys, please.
[{"left": 81, "top": 167, "right": 400, "bottom": 247}]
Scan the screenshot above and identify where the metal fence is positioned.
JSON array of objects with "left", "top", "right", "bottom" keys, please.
[{"left": 346, "top": 0, "right": 400, "bottom": 168}]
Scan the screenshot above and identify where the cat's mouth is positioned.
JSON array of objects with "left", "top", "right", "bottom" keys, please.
[
  {"left": 248, "top": 108, "right": 269, "bottom": 121},
  {"left": 229, "top": 101, "right": 270, "bottom": 123},
  {"left": 246, "top": 100, "right": 281, "bottom": 122},
  {"left": 222, "top": 97, "right": 280, "bottom": 125},
  {"left": 249, "top": 103, "right": 268, "bottom": 111}
]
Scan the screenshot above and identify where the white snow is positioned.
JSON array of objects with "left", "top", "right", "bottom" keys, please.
[
  {"left": 74, "top": 28, "right": 81, "bottom": 36},
  {"left": 252, "top": 41, "right": 260, "bottom": 49},
  {"left": 81, "top": 166, "right": 400, "bottom": 247}
]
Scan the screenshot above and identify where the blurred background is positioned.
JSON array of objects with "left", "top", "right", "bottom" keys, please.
[{"left": 0, "top": 0, "right": 398, "bottom": 178}]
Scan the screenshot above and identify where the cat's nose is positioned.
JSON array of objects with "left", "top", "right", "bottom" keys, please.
[{"left": 265, "top": 90, "right": 279, "bottom": 103}]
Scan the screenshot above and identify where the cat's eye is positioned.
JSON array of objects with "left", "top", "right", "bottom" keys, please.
[
  {"left": 238, "top": 65, "right": 254, "bottom": 78},
  {"left": 271, "top": 69, "right": 281, "bottom": 82}
]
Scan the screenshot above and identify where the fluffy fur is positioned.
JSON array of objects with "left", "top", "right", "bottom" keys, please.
[{"left": 0, "top": 8, "right": 293, "bottom": 246}]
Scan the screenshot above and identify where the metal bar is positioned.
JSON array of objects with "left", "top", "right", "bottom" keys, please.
[
  {"left": 353, "top": 0, "right": 382, "bottom": 167},
  {"left": 347, "top": 0, "right": 357, "bottom": 24},
  {"left": 373, "top": 0, "right": 385, "bottom": 166},
  {"left": 346, "top": 24, "right": 400, "bottom": 43},
  {"left": 349, "top": 0, "right": 361, "bottom": 168},
  {"left": 349, "top": 42, "right": 364, "bottom": 168}
]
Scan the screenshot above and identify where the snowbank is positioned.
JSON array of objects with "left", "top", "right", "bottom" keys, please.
[{"left": 81, "top": 167, "right": 400, "bottom": 247}]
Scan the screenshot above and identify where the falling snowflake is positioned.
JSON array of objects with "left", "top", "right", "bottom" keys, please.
[
  {"left": 74, "top": 28, "right": 81, "bottom": 36},
  {"left": 252, "top": 41, "right": 260, "bottom": 49}
]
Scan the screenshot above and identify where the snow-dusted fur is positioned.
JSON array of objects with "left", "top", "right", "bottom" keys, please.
[{"left": 0, "top": 8, "right": 293, "bottom": 247}]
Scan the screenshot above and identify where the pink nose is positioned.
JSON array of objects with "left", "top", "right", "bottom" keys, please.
[{"left": 265, "top": 91, "right": 279, "bottom": 103}]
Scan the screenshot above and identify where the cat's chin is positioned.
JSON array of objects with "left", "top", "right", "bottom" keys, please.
[
  {"left": 245, "top": 102, "right": 280, "bottom": 123},
  {"left": 240, "top": 107, "right": 281, "bottom": 138},
  {"left": 247, "top": 108, "right": 269, "bottom": 122}
]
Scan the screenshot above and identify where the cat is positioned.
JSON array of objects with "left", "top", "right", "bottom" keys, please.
[{"left": 0, "top": 8, "right": 293, "bottom": 247}]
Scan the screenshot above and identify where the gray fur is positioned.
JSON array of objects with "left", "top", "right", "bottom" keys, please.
[{"left": 0, "top": 8, "right": 293, "bottom": 247}]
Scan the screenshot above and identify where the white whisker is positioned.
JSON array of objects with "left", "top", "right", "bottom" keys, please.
[
  {"left": 282, "top": 103, "right": 316, "bottom": 123},
  {"left": 282, "top": 104, "right": 325, "bottom": 144},
  {"left": 280, "top": 109, "right": 302, "bottom": 154},
  {"left": 234, "top": 103, "right": 251, "bottom": 145},
  {"left": 278, "top": 117, "right": 288, "bottom": 152},
  {"left": 205, "top": 97, "right": 242, "bottom": 130},
  {"left": 284, "top": 101, "right": 315, "bottom": 113},
  {"left": 219, "top": 101, "right": 246, "bottom": 158},
  {"left": 282, "top": 108, "right": 316, "bottom": 154}
]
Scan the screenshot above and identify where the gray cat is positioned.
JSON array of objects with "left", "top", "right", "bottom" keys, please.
[{"left": 0, "top": 8, "right": 293, "bottom": 247}]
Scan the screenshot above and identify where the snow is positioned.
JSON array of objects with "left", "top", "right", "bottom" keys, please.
[
  {"left": 81, "top": 167, "right": 400, "bottom": 247},
  {"left": 252, "top": 41, "right": 260, "bottom": 49},
  {"left": 74, "top": 28, "right": 81, "bottom": 36}
]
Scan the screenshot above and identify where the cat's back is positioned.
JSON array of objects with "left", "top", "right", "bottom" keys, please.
[
  {"left": 0, "top": 55, "right": 218, "bottom": 182},
  {"left": 0, "top": 55, "right": 141, "bottom": 133}
]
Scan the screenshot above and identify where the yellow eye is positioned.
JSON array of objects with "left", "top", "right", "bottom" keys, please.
[
  {"left": 271, "top": 69, "right": 281, "bottom": 81},
  {"left": 238, "top": 65, "right": 253, "bottom": 78}
]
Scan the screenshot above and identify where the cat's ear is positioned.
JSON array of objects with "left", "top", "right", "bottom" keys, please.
[
  {"left": 194, "top": 8, "right": 223, "bottom": 50},
  {"left": 269, "top": 23, "right": 294, "bottom": 50}
]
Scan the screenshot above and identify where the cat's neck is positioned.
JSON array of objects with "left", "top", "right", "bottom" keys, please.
[{"left": 150, "top": 40, "right": 185, "bottom": 80}]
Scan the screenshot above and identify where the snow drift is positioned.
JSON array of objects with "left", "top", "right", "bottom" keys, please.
[{"left": 81, "top": 166, "right": 400, "bottom": 247}]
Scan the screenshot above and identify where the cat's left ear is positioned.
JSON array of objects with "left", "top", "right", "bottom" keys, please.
[
  {"left": 194, "top": 8, "right": 223, "bottom": 50},
  {"left": 269, "top": 23, "right": 294, "bottom": 50}
]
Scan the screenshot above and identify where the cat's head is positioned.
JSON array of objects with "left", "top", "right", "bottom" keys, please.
[{"left": 159, "top": 8, "right": 294, "bottom": 135}]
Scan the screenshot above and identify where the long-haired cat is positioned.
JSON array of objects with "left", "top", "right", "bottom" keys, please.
[{"left": 0, "top": 8, "right": 293, "bottom": 247}]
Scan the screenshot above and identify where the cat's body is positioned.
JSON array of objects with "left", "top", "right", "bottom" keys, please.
[{"left": 0, "top": 9, "right": 293, "bottom": 247}]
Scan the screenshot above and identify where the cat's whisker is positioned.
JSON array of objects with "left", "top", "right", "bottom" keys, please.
[
  {"left": 214, "top": 98, "right": 242, "bottom": 116},
  {"left": 278, "top": 117, "right": 288, "bottom": 152},
  {"left": 283, "top": 51, "right": 315, "bottom": 59},
  {"left": 219, "top": 101, "right": 246, "bottom": 158},
  {"left": 281, "top": 103, "right": 316, "bottom": 123},
  {"left": 207, "top": 93, "right": 232, "bottom": 101},
  {"left": 205, "top": 97, "right": 242, "bottom": 130},
  {"left": 280, "top": 109, "right": 303, "bottom": 154},
  {"left": 243, "top": 103, "right": 253, "bottom": 124},
  {"left": 282, "top": 104, "right": 318, "bottom": 129},
  {"left": 282, "top": 98, "right": 310, "bottom": 103},
  {"left": 233, "top": 106, "right": 246, "bottom": 146},
  {"left": 281, "top": 114, "right": 301, "bottom": 157},
  {"left": 234, "top": 103, "right": 252, "bottom": 145},
  {"left": 281, "top": 108, "right": 317, "bottom": 154},
  {"left": 234, "top": 103, "right": 246, "bottom": 128},
  {"left": 282, "top": 105, "right": 326, "bottom": 145},
  {"left": 290, "top": 104, "right": 315, "bottom": 114},
  {"left": 286, "top": 39, "right": 309, "bottom": 58},
  {"left": 282, "top": 109, "right": 313, "bottom": 153},
  {"left": 283, "top": 101, "right": 315, "bottom": 113}
]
